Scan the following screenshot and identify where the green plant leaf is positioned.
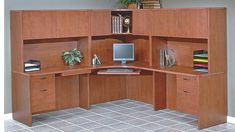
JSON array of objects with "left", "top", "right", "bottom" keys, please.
[{"left": 63, "top": 48, "right": 83, "bottom": 65}]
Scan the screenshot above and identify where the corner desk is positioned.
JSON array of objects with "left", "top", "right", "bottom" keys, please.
[{"left": 11, "top": 8, "right": 227, "bottom": 129}]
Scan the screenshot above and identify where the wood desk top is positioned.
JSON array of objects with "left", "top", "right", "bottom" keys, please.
[{"left": 21, "top": 62, "right": 207, "bottom": 77}]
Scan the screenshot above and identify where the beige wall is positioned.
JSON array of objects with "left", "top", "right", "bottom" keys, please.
[
  {"left": 161, "top": 0, "right": 235, "bottom": 117},
  {"left": 4, "top": 0, "right": 119, "bottom": 114}
]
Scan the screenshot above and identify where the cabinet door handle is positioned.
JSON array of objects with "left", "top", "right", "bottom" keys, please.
[
  {"left": 184, "top": 91, "right": 189, "bottom": 93},
  {"left": 183, "top": 78, "right": 190, "bottom": 80},
  {"left": 40, "top": 89, "right": 48, "bottom": 92},
  {"left": 40, "top": 77, "right": 47, "bottom": 80}
]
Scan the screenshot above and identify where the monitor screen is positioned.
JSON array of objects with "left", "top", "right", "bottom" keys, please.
[{"left": 113, "top": 43, "right": 134, "bottom": 64}]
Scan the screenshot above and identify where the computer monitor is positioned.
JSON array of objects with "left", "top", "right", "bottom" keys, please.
[{"left": 113, "top": 43, "right": 134, "bottom": 64}]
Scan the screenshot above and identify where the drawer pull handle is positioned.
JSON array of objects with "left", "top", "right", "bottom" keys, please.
[
  {"left": 183, "top": 78, "right": 190, "bottom": 80},
  {"left": 40, "top": 89, "right": 47, "bottom": 92},
  {"left": 40, "top": 77, "right": 47, "bottom": 80},
  {"left": 184, "top": 91, "right": 189, "bottom": 93}
]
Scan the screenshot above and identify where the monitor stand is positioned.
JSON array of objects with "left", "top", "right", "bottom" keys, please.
[{"left": 121, "top": 60, "right": 127, "bottom": 64}]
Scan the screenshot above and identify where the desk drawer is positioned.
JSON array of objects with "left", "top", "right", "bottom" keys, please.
[
  {"left": 177, "top": 75, "right": 199, "bottom": 115},
  {"left": 31, "top": 74, "right": 56, "bottom": 113}
]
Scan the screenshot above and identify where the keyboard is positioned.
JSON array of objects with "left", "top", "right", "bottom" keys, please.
[{"left": 106, "top": 68, "right": 134, "bottom": 73}]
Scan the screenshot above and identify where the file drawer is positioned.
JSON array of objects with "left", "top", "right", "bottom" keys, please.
[
  {"left": 30, "top": 74, "right": 56, "bottom": 113},
  {"left": 177, "top": 75, "right": 199, "bottom": 115}
]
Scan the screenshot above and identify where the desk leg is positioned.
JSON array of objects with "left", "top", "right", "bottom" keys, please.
[
  {"left": 79, "top": 74, "right": 90, "bottom": 109},
  {"left": 198, "top": 73, "right": 227, "bottom": 129},
  {"left": 153, "top": 72, "right": 167, "bottom": 110}
]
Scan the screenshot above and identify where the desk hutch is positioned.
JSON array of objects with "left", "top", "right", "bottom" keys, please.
[{"left": 11, "top": 8, "right": 227, "bottom": 129}]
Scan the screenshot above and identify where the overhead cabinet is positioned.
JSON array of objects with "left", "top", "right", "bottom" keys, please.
[
  {"left": 22, "top": 11, "right": 57, "bottom": 39},
  {"left": 22, "top": 10, "right": 89, "bottom": 39},
  {"left": 90, "top": 10, "right": 111, "bottom": 36},
  {"left": 178, "top": 9, "right": 208, "bottom": 38},
  {"left": 133, "top": 10, "right": 151, "bottom": 35},
  {"left": 151, "top": 9, "right": 208, "bottom": 38},
  {"left": 56, "top": 11, "right": 89, "bottom": 38},
  {"left": 151, "top": 9, "right": 178, "bottom": 37}
]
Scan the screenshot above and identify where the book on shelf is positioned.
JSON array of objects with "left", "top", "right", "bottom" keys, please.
[
  {"left": 112, "top": 14, "right": 123, "bottom": 34},
  {"left": 142, "top": 0, "right": 161, "bottom": 9}
]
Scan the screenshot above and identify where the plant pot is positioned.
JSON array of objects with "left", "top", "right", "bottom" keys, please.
[{"left": 128, "top": 3, "right": 137, "bottom": 9}]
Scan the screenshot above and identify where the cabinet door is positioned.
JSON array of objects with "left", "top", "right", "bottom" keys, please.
[
  {"left": 133, "top": 10, "right": 151, "bottom": 35},
  {"left": 177, "top": 75, "right": 199, "bottom": 115},
  {"left": 151, "top": 10, "right": 178, "bottom": 37},
  {"left": 31, "top": 74, "right": 55, "bottom": 113},
  {"left": 22, "top": 11, "right": 57, "bottom": 39},
  {"left": 178, "top": 9, "right": 208, "bottom": 38},
  {"left": 91, "top": 10, "right": 111, "bottom": 36},
  {"left": 56, "top": 11, "right": 89, "bottom": 37}
]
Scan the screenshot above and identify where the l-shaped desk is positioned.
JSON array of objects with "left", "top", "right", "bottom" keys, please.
[
  {"left": 11, "top": 8, "right": 227, "bottom": 129},
  {"left": 13, "top": 62, "right": 226, "bottom": 129}
]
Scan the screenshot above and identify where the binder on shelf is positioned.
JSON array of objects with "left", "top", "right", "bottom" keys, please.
[
  {"left": 24, "top": 59, "right": 41, "bottom": 72},
  {"left": 193, "top": 50, "right": 208, "bottom": 73}
]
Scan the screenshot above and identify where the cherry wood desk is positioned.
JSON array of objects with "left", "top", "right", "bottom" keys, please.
[{"left": 11, "top": 8, "right": 227, "bottom": 129}]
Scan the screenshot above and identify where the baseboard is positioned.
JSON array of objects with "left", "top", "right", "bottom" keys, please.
[
  {"left": 4, "top": 113, "right": 12, "bottom": 120},
  {"left": 227, "top": 116, "right": 235, "bottom": 124}
]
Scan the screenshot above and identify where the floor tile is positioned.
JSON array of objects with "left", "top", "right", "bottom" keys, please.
[
  {"left": 153, "top": 127, "right": 181, "bottom": 132},
  {"left": 85, "top": 115, "right": 106, "bottom": 121},
  {"left": 32, "top": 114, "right": 51, "bottom": 121},
  {"left": 221, "top": 129, "right": 235, "bottom": 132},
  {"left": 10, "top": 129, "right": 32, "bottom": 132},
  {"left": 128, "top": 112, "right": 150, "bottom": 118},
  {"left": 171, "top": 116, "right": 195, "bottom": 123},
  {"left": 5, "top": 99, "right": 234, "bottom": 132},
  {"left": 30, "top": 125, "right": 60, "bottom": 132},
  {"left": 204, "top": 124, "right": 227, "bottom": 131},
  {"left": 157, "top": 113, "right": 180, "bottom": 119},
  {"left": 219, "top": 123, "right": 235, "bottom": 129},
  {"left": 139, "top": 123, "right": 163, "bottom": 130},
  {"left": 40, "top": 117, "right": 61, "bottom": 124},
  {"left": 48, "top": 121, "right": 73, "bottom": 129},
  {"left": 141, "top": 115, "right": 164, "bottom": 122},
  {"left": 116, "top": 108, "right": 138, "bottom": 115},
  {"left": 66, "top": 117, "right": 91, "bottom": 125},
  {"left": 99, "top": 112, "right": 123, "bottom": 118},
  {"left": 47, "top": 110, "right": 69, "bottom": 117},
  {"left": 171, "top": 123, "right": 197, "bottom": 131},
  {"left": 110, "top": 100, "right": 130, "bottom": 105},
  {"left": 121, "top": 127, "right": 147, "bottom": 132},
  {"left": 109, "top": 122, "right": 133, "bottom": 130},
  {"left": 90, "top": 107, "right": 112, "bottom": 114},
  {"left": 78, "top": 121, "right": 102, "bottom": 129},
  {"left": 155, "top": 119, "right": 180, "bottom": 126},
  {"left": 125, "top": 119, "right": 148, "bottom": 126},
  {"left": 59, "top": 125, "right": 85, "bottom": 132},
  {"left": 119, "top": 102, "right": 140, "bottom": 108},
  {"left": 131, "top": 106, "right": 152, "bottom": 112},
  {"left": 4, "top": 124, "right": 24, "bottom": 132},
  {"left": 113, "top": 115, "right": 136, "bottom": 121},
  {"left": 91, "top": 126, "right": 115, "bottom": 132},
  {"left": 96, "top": 118, "right": 120, "bottom": 125}
]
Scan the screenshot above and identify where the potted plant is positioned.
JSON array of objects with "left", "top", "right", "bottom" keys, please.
[
  {"left": 120, "top": 0, "right": 142, "bottom": 9},
  {"left": 63, "top": 48, "right": 83, "bottom": 66}
]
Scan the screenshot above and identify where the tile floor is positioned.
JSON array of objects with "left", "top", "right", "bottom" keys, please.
[{"left": 4, "top": 99, "right": 235, "bottom": 132}]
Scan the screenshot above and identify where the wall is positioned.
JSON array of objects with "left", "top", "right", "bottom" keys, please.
[
  {"left": 4, "top": 0, "right": 119, "bottom": 114},
  {"left": 161, "top": 0, "right": 235, "bottom": 117}
]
